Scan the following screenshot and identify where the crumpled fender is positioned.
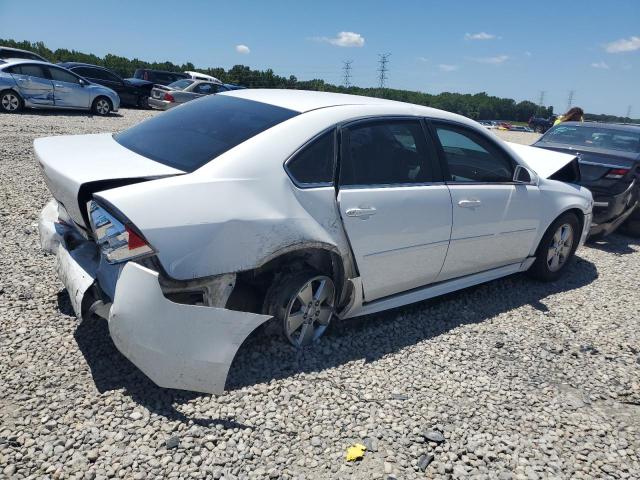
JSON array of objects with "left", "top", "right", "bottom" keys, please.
[{"left": 109, "top": 262, "right": 272, "bottom": 394}]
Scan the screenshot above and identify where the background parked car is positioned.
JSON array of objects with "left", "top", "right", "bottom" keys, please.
[
  {"left": 529, "top": 116, "right": 557, "bottom": 133},
  {"left": 0, "top": 59, "right": 119, "bottom": 115},
  {"left": 133, "top": 68, "right": 189, "bottom": 86},
  {"left": 533, "top": 121, "right": 640, "bottom": 237},
  {"left": 0, "top": 46, "right": 48, "bottom": 62},
  {"left": 58, "top": 62, "right": 153, "bottom": 108},
  {"left": 148, "top": 79, "right": 231, "bottom": 110}
]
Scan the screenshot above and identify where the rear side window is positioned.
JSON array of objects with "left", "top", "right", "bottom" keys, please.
[
  {"left": 8, "top": 64, "right": 49, "bottom": 79},
  {"left": 340, "top": 120, "right": 436, "bottom": 186},
  {"left": 286, "top": 130, "right": 335, "bottom": 186},
  {"left": 114, "top": 95, "right": 298, "bottom": 172}
]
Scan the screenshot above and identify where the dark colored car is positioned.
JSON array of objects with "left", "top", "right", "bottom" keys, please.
[
  {"left": 133, "top": 69, "right": 190, "bottom": 86},
  {"left": 529, "top": 116, "right": 557, "bottom": 133},
  {"left": 0, "top": 46, "right": 48, "bottom": 63},
  {"left": 58, "top": 62, "right": 153, "bottom": 108},
  {"left": 533, "top": 122, "right": 640, "bottom": 237}
]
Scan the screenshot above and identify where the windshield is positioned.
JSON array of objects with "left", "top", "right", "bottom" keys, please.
[
  {"left": 114, "top": 95, "right": 298, "bottom": 172},
  {"left": 541, "top": 125, "right": 640, "bottom": 153},
  {"left": 168, "top": 79, "right": 194, "bottom": 90}
]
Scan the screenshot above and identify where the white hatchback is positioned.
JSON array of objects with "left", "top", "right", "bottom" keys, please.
[{"left": 37, "top": 90, "right": 592, "bottom": 394}]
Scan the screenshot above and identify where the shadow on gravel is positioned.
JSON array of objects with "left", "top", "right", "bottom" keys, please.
[
  {"left": 67, "top": 254, "right": 599, "bottom": 421},
  {"left": 586, "top": 232, "right": 640, "bottom": 255},
  {"left": 17, "top": 109, "right": 124, "bottom": 118}
]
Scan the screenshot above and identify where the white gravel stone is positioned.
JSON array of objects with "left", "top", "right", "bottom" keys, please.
[{"left": 0, "top": 110, "right": 639, "bottom": 479}]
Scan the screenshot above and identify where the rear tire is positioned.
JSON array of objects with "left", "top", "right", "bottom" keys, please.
[
  {"left": 263, "top": 270, "right": 335, "bottom": 347},
  {"left": 0, "top": 90, "right": 23, "bottom": 113},
  {"left": 528, "top": 212, "right": 580, "bottom": 281},
  {"left": 91, "top": 96, "right": 112, "bottom": 116}
]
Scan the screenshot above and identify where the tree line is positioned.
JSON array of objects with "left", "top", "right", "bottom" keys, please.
[{"left": 3, "top": 38, "right": 638, "bottom": 124}]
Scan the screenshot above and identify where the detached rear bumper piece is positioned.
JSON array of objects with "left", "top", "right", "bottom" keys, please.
[
  {"left": 39, "top": 199, "right": 271, "bottom": 394},
  {"left": 590, "top": 181, "right": 638, "bottom": 237}
]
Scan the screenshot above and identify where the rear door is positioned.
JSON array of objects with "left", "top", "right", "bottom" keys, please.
[
  {"left": 338, "top": 118, "right": 452, "bottom": 301},
  {"left": 48, "top": 66, "right": 91, "bottom": 108},
  {"left": 430, "top": 121, "right": 541, "bottom": 280},
  {"left": 7, "top": 64, "right": 54, "bottom": 105}
]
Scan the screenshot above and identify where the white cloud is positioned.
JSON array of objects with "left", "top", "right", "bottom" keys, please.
[
  {"left": 475, "top": 55, "right": 509, "bottom": 64},
  {"left": 605, "top": 36, "right": 640, "bottom": 53},
  {"left": 464, "top": 32, "right": 497, "bottom": 41},
  {"left": 417, "top": 56, "right": 429, "bottom": 63},
  {"left": 439, "top": 64, "right": 459, "bottom": 72},
  {"left": 591, "top": 61, "right": 610, "bottom": 69},
  {"left": 524, "top": 51, "right": 532, "bottom": 57},
  {"left": 314, "top": 31, "right": 365, "bottom": 47},
  {"left": 235, "top": 44, "right": 250, "bottom": 54}
]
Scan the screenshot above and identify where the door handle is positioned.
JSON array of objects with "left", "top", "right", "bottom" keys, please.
[
  {"left": 458, "top": 199, "right": 482, "bottom": 208},
  {"left": 345, "top": 207, "right": 377, "bottom": 218}
]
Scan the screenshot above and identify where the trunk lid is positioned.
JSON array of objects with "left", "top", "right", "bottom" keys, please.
[{"left": 35, "top": 133, "right": 183, "bottom": 228}]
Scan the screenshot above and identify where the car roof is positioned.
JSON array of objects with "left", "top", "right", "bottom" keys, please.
[
  {"left": 0, "top": 58, "right": 54, "bottom": 67},
  {"left": 219, "top": 89, "right": 466, "bottom": 120},
  {"left": 560, "top": 121, "right": 640, "bottom": 132},
  {"left": 58, "top": 61, "right": 105, "bottom": 69}
]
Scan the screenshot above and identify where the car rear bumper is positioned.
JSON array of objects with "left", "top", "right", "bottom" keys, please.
[
  {"left": 148, "top": 97, "right": 174, "bottom": 110},
  {"left": 38, "top": 199, "right": 271, "bottom": 394},
  {"left": 589, "top": 180, "right": 639, "bottom": 236}
]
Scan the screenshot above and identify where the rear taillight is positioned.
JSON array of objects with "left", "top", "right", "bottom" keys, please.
[
  {"left": 163, "top": 93, "right": 175, "bottom": 102},
  {"left": 88, "top": 200, "right": 155, "bottom": 263},
  {"left": 605, "top": 168, "right": 630, "bottom": 179}
]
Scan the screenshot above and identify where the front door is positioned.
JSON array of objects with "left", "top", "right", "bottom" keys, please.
[
  {"left": 338, "top": 119, "right": 452, "bottom": 302},
  {"left": 48, "top": 66, "right": 91, "bottom": 108},
  {"left": 8, "top": 64, "right": 54, "bottom": 106},
  {"left": 431, "top": 121, "right": 541, "bottom": 281}
]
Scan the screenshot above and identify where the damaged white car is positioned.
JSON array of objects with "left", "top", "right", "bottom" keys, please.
[{"left": 37, "top": 90, "right": 592, "bottom": 394}]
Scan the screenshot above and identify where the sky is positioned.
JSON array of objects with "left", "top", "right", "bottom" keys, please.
[{"left": 1, "top": 0, "right": 639, "bottom": 116}]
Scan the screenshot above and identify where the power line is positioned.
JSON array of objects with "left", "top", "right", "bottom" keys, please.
[
  {"left": 342, "top": 60, "right": 353, "bottom": 88},
  {"left": 377, "top": 53, "right": 391, "bottom": 89},
  {"left": 567, "top": 90, "right": 575, "bottom": 110}
]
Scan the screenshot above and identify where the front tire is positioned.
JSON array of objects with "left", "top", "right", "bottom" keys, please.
[
  {"left": 0, "top": 90, "right": 23, "bottom": 113},
  {"left": 263, "top": 270, "right": 335, "bottom": 347},
  {"left": 92, "top": 96, "right": 112, "bottom": 116},
  {"left": 528, "top": 212, "right": 580, "bottom": 281}
]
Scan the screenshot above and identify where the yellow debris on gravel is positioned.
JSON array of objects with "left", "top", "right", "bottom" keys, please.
[{"left": 345, "top": 443, "right": 367, "bottom": 461}]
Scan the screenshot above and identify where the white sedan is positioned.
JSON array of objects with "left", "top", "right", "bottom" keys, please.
[{"left": 37, "top": 90, "right": 592, "bottom": 394}]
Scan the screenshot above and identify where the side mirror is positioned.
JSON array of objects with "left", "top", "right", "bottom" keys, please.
[
  {"left": 79, "top": 79, "right": 87, "bottom": 87},
  {"left": 513, "top": 165, "right": 536, "bottom": 184}
]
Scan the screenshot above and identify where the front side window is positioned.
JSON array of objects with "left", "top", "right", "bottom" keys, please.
[
  {"left": 48, "top": 67, "right": 81, "bottom": 84},
  {"left": 286, "top": 130, "right": 335, "bottom": 186},
  {"left": 168, "top": 79, "right": 194, "bottom": 90},
  {"left": 114, "top": 95, "right": 298, "bottom": 172},
  {"left": 340, "top": 120, "right": 434, "bottom": 186},
  {"left": 193, "top": 83, "right": 219, "bottom": 94},
  {"left": 435, "top": 124, "right": 514, "bottom": 182}
]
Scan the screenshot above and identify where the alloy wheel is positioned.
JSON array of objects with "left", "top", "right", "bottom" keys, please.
[
  {"left": 2, "top": 93, "right": 20, "bottom": 111},
  {"left": 96, "top": 99, "right": 110, "bottom": 115},
  {"left": 284, "top": 275, "right": 335, "bottom": 347},
  {"left": 547, "top": 223, "right": 574, "bottom": 272}
]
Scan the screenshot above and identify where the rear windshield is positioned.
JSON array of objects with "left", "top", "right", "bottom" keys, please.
[
  {"left": 114, "top": 95, "right": 298, "bottom": 171},
  {"left": 168, "top": 79, "right": 193, "bottom": 90},
  {"left": 541, "top": 125, "right": 640, "bottom": 153}
]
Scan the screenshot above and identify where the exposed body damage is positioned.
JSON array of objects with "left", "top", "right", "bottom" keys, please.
[{"left": 37, "top": 90, "right": 593, "bottom": 394}]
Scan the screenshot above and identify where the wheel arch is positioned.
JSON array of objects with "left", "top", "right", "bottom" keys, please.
[
  {"left": 0, "top": 88, "right": 24, "bottom": 107},
  {"left": 534, "top": 207, "right": 585, "bottom": 256}
]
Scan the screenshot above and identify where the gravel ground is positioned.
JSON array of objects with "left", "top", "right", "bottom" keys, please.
[{"left": 1, "top": 109, "right": 639, "bottom": 480}]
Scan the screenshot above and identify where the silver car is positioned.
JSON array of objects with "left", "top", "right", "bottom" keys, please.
[
  {"left": 148, "top": 79, "right": 230, "bottom": 110},
  {"left": 0, "top": 59, "right": 120, "bottom": 115}
]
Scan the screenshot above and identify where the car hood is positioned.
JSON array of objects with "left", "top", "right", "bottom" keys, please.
[
  {"left": 506, "top": 142, "right": 578, "bottom": 179},
  {"left": 34, "top": 133, "right": 183, "bottom": 227},
  {"left": 124, "top": 77, "right": 153, "bottom": 88}
]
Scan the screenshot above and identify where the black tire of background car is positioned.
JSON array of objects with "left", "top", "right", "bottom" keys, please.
[
  {"left": 620, "top": 216, "right": 640, "bottom": 237},
  {"left": 137, "top": 95, "right": 149, "bottom": 109},
  {"left": 262, "top": 269, "right": 333, "bottom": 344},
  {"left": 528, "top": 212, "right": 580, "bottom": 281},
  {"left": 91, "top": 96, "right": 112, "bottom": 116},
  {"left": 0, "top": 90, "right": 23, "bottom": 113}
]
